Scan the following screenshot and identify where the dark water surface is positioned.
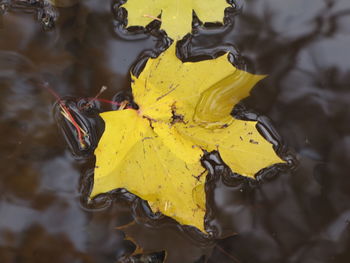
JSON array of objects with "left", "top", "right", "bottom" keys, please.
[{"left": 1, "top": 0, "right": 350, "bottom": 262}]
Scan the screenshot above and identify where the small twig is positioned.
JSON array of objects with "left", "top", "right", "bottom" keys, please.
[
  {"left": 143, "top": 14, "right": 162, "bottom": 22},
  {"left": 119, "top": 100, "right": 128, "bottom": 110},
  {"left": 59, "top": 104, "right": 87, "bottom": 149},
  {"left": 60, "top": 105, "right": 88, "bottom": 137},
  {"left": 89, "top": 98, "right": 122, "bottom": 106},
  {"left": 84, "top": 85, "right": 108, "bottom": 109},
  {"left": 41, "top": 82, "right": 88, "bottom": 149}
]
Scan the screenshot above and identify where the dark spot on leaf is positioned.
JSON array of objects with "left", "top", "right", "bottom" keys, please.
[
  {"left": 170, "top": 103, "right": 186, "bottom": 125},
  {"left": 249, "top": 139, "right": 258, "bottom": 144},
  {"left": 192, "top": 170, "right": 205, "bottom": 181}
]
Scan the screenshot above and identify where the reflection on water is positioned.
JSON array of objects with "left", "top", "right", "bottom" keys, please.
[{"left": 1, "top": 0, "right": 350, "bottom": 262}]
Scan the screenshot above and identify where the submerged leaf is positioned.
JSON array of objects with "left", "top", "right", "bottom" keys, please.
[
  {"left": 118, "top": 221, "right": 213, "bottom": 263},
  {"left": 122, "top": 0, "right": 230, "bottom": 39},
  {"left": 92, "top": 44, "right": 284, "bottom": 232}
]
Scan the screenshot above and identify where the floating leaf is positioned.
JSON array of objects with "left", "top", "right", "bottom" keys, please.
[
  {"left": 93, "top": 109, "right": 207, "bottom": 230},
  {"left": 121, "top": 0, "right": 230, "bottom": 39},
  {"left": 91, "top": 44, "right": 284, "bottom": 232}
]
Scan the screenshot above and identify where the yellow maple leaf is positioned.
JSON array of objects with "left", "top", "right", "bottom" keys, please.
[
  {"left": 91, "top": 44, "right": 284, "bottom": 232},
  {"left": 121, "top": 0, "right": 230, "bottom": 39}
]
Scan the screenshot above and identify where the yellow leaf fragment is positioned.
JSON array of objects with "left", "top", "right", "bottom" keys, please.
[
  {"left": 92, "top": 44, "right": 285, "bottom": 232},
  {"left": 194, "top": 72, "right": 266, "bottom": 127},
  {"left": 178, "top": 120, "right": 283, "bottom": 178},
  {"left": 122, "top": 0, "right": 230, "bottom": 39},
  {"left": 133, "top": 44, "right": 264, "bottom": 127}
]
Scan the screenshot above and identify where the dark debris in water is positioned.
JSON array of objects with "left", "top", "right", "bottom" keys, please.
[
  {"left": 0, "top": 0, "right": 58, "bottom": 29},
  {"left": 118, "top": 251, "right": 166, "bottom": 263}
]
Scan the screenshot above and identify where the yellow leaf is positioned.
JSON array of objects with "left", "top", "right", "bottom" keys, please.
[
  {"left": 178, "top": 120, "right": 283, "bottom": 178},
  {"left": 92, "top": 109, "right": 207, "bottom": 231},
  {"left": 92, "top": 44, "right": 285, "bottom": 232},
  {"left": 194, "top": 72, "right": 266, "bottom": 127},
  {"left": 133, "top": 44, "right": 264, "bottom": 127},
  {"left": 121, "top": 0, "right": 230, "bottom": 39}
]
